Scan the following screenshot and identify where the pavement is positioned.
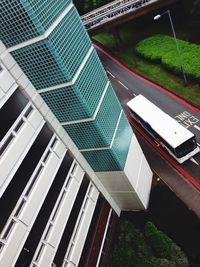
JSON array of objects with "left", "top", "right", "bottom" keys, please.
[
  {"left": 105, "top": 62, "right": 200, "bottom": 219},
  {"left": 135, "top": 128, "right": 200, "bottom": 219}
]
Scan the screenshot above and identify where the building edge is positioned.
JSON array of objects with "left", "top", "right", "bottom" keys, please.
[
  {"left": 0, "top": 41, "right": 121, "bottom": 216},
  {"left": 96, "top": 134, "right": 153, "bottom": 210}
]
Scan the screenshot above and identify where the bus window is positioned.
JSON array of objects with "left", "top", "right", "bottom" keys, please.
[{"left": 175, "top": 137, "right": 197, "bottom": 158}]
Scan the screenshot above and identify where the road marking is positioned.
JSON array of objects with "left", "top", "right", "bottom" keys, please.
[
  {"left": 194, "top": 125, "right": 200, "bottom": 131},
  {"left": 189, "top": 157, "right": 199, "bottom": 166},
  {"left": 118, "top": 80, "right": 129, "bottom": 90},
  {"left": 106, "top": 70, "right": 138, "bottom": 96},
  {"left": 154, "top": 140, "right": 160, "bottom": 147},
  {"left": 106, "top": 70, "right": 115, "bottom": 78},
  {"left": 197, "top": 143, "right": 200, "bottom": 147},
  {"left": 95, "top": 44, "right": 200, "bottom": 116},
  {"left": 174, "top": 111, "right": 199, "bottom": 129}
]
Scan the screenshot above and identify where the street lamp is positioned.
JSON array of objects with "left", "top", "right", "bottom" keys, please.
[{"left": 154, "top": 10, "right": 187, "bottom": 85}]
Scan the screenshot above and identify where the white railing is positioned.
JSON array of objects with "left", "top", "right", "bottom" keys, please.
[
  {"left": 30, "top": 163, "right": 85, "bottom": 267},
  {"left": 81, "top": 0, "right": 158, "bottom": 30},
  {"left": 0, "top": 135, "right": 66, "bottom": 266},
  {"left": 0, "top": 103, "right": 44, "bottom": 197}
]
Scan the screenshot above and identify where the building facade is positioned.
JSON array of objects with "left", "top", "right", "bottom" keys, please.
[{"left": 0, "top": 0, "right": 152, "bottom": 266}]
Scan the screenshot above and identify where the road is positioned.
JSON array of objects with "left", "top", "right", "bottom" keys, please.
[{"left": 95, "top": 45, "right": 200, "bottom": 186}]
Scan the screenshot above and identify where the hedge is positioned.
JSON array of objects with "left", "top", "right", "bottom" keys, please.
[{"left": 135, "top": 34, "right": 200, "bottom": 80}]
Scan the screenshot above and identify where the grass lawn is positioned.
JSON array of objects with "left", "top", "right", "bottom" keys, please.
[{"left": 92, "top": 25, "right": 200, "bottom": 108}]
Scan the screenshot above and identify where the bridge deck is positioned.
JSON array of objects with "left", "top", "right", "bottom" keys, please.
[{"left": 81, "top": 0, "right": 179, "bottom": 32}]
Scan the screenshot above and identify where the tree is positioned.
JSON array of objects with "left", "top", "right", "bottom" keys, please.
[
  {"left": 109, "top": 221, "right": 152, "bottom": 267},
  {"left": 180, "top": 0, "right": 200, "bottom": 26},
  {"left": 190, "top": 0, "right": 200, "bottom": 19},
  {"left": 144, "top": 222, "right": 189, "bottom": 267},
  {"left": 151, "top": 257, "right": 176, "bottom": 267},
  {"left": 170, "top": 243, "right": 189, "bottom": 267},
  {"left": 73, "top": 0, "right": 85, "bottom": 15},
  {"left": 144, "top": 222, "right": 173, "bottom": 258},
  {"left": 109, "top": 220, "right": 189, "bottom": 267}
]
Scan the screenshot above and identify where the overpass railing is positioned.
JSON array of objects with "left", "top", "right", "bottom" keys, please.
[{"left": 81, "top": 0, "right": 157, "bottom": 30}]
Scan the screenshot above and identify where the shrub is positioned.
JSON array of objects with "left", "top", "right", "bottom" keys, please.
[
  {"left": 109, "top": 221, "right": 189, "bottom": 267},
  {"left": 169, "top": 243, "right": 189, "bottom": 267},
  {"left": 151, "top": 257, "right": 176, "bottom": 267},
  {"left": 135, "top": 34, "right": 200, "bottom": 80},
  {"left": 109, "top": 221, "right": 152, "bottom": 267},
  {"left": 144, "top": 222, "right": 173, "bottom": 258}
]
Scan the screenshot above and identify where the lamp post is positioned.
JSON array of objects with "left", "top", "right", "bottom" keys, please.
[{"left": 154, "top": 10, "right": 187, "bottom": 85}]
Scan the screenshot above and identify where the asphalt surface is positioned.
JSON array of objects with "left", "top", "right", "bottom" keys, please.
[
  {"left": 96, "top": 48, "right": 200, "bottom": 185},
  {"left": 95, "top": 46, "right": 200, "bottom": 217}
]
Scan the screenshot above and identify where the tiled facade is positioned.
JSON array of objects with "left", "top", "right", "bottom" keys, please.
[
  {"left": 0, "top": 1, "right": 153, "bottom": 265},
  {"left": 0, "top": 0, "right": 133, "bottom": 172},
  {"left": 0, "top": 55, "right": 119, "bottom": 267}
]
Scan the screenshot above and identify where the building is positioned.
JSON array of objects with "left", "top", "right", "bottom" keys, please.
[{"left": 0, "top": 1, "right": 152, "bottom": 266}]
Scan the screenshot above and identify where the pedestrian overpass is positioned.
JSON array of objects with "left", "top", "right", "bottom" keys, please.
[{"left": 81, "top": 0, "right": 178, "bottom": 33}]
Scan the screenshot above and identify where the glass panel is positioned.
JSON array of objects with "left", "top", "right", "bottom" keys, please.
[{"left": 0, "top": 134, "right": 14, "bottom": 157}]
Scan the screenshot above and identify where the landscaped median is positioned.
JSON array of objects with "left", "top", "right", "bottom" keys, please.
[{"left": 135, "top": 34, "right": 200, "bottom": 80}]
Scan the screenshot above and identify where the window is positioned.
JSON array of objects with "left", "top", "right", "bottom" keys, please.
[
  {"left": 0, "top": 64, "right": 3, "bottom": 73},
  {"left": 13, "top": 119, "right": 24, "bottom": 133},
  {"left": 14, "top": 199, "right": 26, "bottom": 217},
  {"left": 71, "top": 162, "right": 77, "bottom": 175},
  {"left": 2, "top": 219, "right": 15, "bottom": 240},
  {"left": 43, "top": 224, "right": 53, "bottom": 241},
  {"left": 24, "top": 106, "right": 33, "bottom": 118},
  {"left": 35, "top": 243, "right": 45, "bottom": 262},
  {"left": 64, "top": 176, "right": 72, "bottom": 190},
  {"left": 0, "top": 134, "right": 14, "bottom": 157},
  {"left": 175, "top": 137, "right": 197, "bottom": 158},
  {"left": 0, "top": 242, "right": 4, "bottom": 254},
  {"left": 50, "top": 137, "right": 58, "bottom": 149},
  {"left": 25, "top": 165, "right": 43, "bottom": 197},
  {"left": 51, "top": 190, "right": 66, "bottom": 222},
  {"left": 42, "top": 150, "right": 51, "bottom": 163}
]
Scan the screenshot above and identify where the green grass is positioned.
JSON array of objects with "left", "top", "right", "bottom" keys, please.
[
  {"left": 93, "top": 30, "right": 200, "bottom": 108},
  {"left": 93, "top": 32, "right": 116, "bottom": 49}
]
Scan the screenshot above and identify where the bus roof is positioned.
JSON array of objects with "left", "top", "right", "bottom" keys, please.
[{"left": 127, "top": 95, "right": 194, "bottom": 148}]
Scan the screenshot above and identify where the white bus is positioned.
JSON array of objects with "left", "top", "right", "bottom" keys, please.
[{"left": 127, "top": 95, "right": 200, "bottom": 163}]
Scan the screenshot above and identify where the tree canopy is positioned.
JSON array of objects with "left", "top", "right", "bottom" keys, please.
[{"left": 109, "top": 220, "right": 189, "bottom": 267}]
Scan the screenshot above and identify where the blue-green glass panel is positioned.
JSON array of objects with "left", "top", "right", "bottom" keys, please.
[
  {"left": 63, "top": 85, "right": 121, "bottom": 149},
  {"left": 25, "top": 0, "right": 72, "bottom": 31},
  {"left": 12, "top": 40, "right": 70, "bottom": 89},
  {"left": 64, "top": 121, "right": 109, "bottom": 149},
  {"left": 0, "top": 0, "right": 71, "bottom": 47},
  {"left": 41, "top": 87, "right": 90, "bottom": 122},
  {"left": 82, "top": 112, "right": 133, "bottom": 172},
  {"left": 96, "top": 84, "right": 121, "bottom": 144},
  {"left": 40, "top": 50, "right": 107, "bottom": 122},
  {"left": 49, "top": 7, "right": 91, "bottom": 78},
  {"left": 11, "top": 7, "right": 94, "bottom": 90},
  {"left": 75, "top": 49, "right": 108, "bottom": 115},
  {"left": 82, "top": 149, "right": 122, "bottom": 172},
  {"left": 112, "top": 112, "right": 133, "bottom": 169},
  {"left": 0, "top": 0, "right": 43, "bottom": 47}
]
